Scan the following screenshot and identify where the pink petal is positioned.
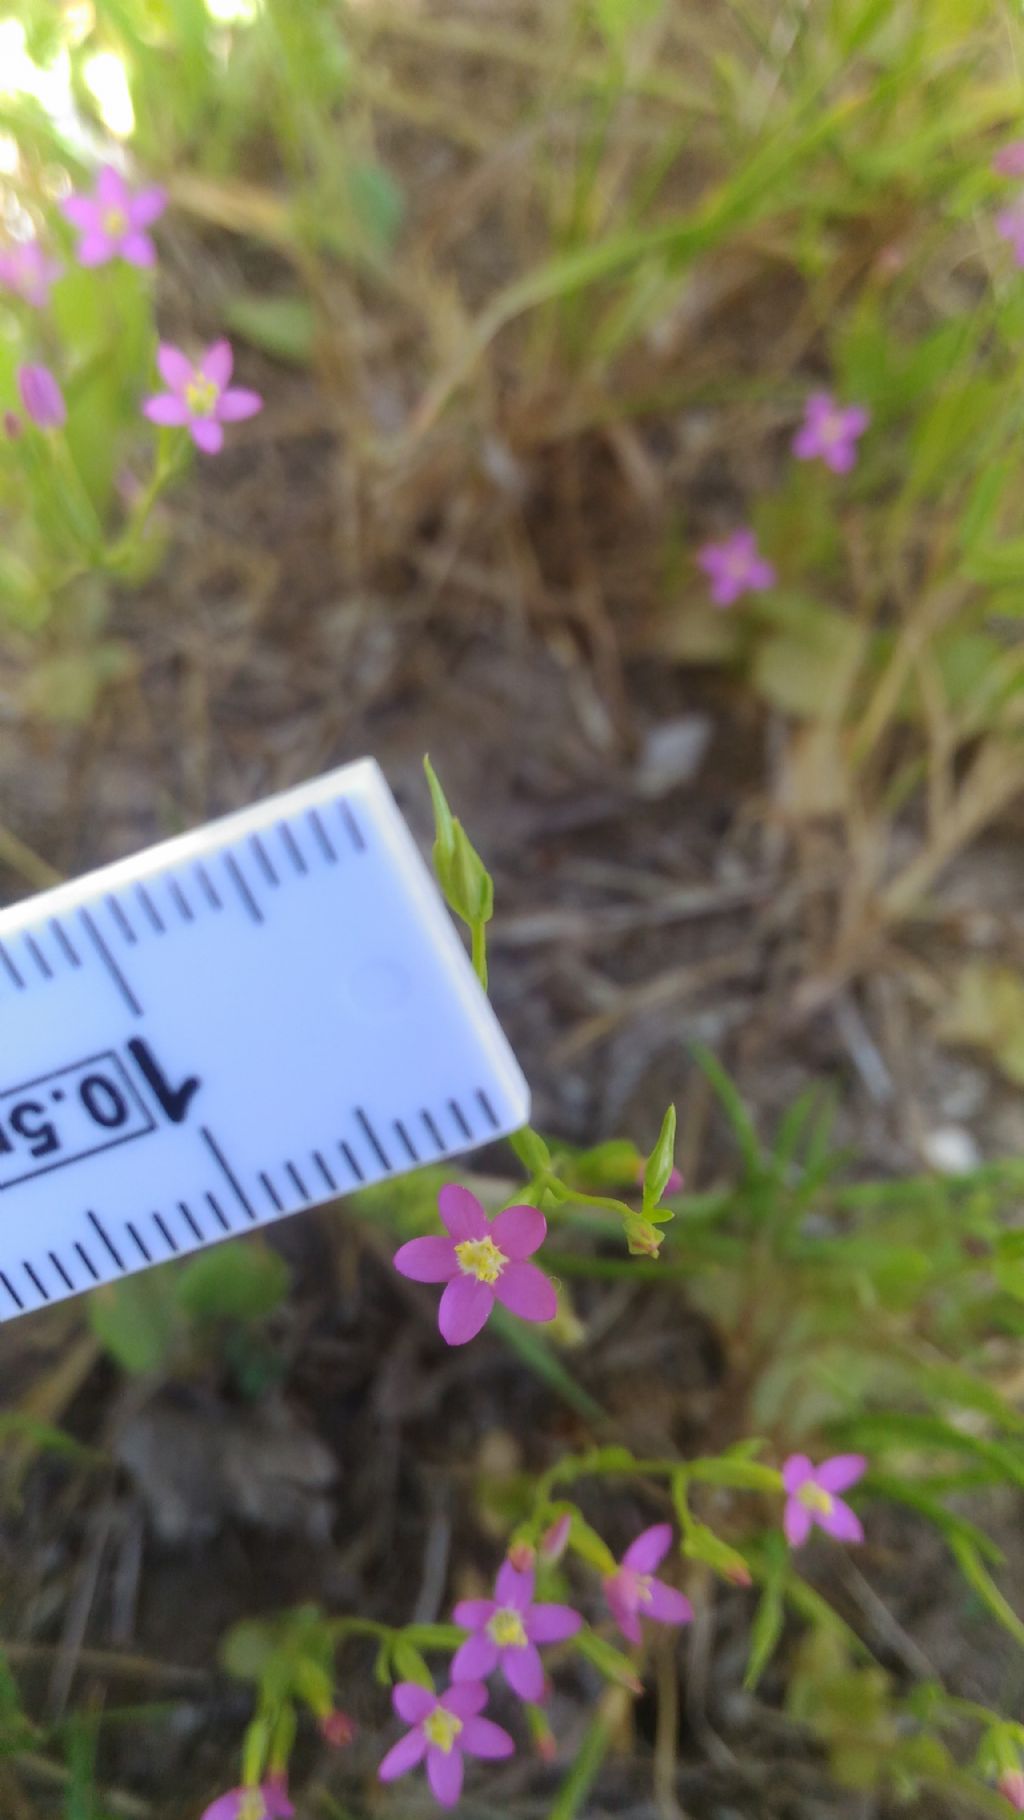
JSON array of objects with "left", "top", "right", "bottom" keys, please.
[
  {"left": 491, "top": 1203, "right": 546, "bottom": 1260},
  {"left": 451, "top": 1633, "right": 499, "bottom": 1681},
  {"left": 459, "top": 1717, "right": 515, "bottom": 1760},
  {"left": 495, "top": 1558, "right": 534, "bottom": 1609},
  {"left": 119, "top": 231, "right": 156, "bottom": 267},
  {"left": 749, "top": 558, "right": 776, "bottom": 590},
  {"left": 378, "top": 1728, "right": 427, "bottom": 1782},
  {"left": 77, "top": 231, "right": 115, "bottom": 267},
  {"left": 805, "top": 390, "right": 835, "bottom": 419},
  {"left": 645, "top": 1578, "right": 693, "bottom": 1626},
  {"left": 792, "top": 426, "right": 820, "bottom": 461},
  {"left": 426, "top": 1745, "right": 463, "bottom": 1808},
  {"left": 130, "top": 185, "right": 167, "bottom": 228},
  {"left": 842, "top": 406, "right": 870, "bottom": 436},
  {"left": 502, "top": 1641, "right": 545, "bottom": 1702},
  {"left": 824, "top": 442, "right": 855, "bottom": 474},
  {"left": 525, "top": 1602, "right": 582, "bottom": 1644},
  {"left": 264, "top": 1779, "right": 294, "bottom": 1819},
  {"left": 710, "top": 574, "right": 742, "bottom": 607},
  {"left": 199, "top": 1792, "right": 245, "bottom": 1820},
  {"left": 202, "top": 338, "right": 234, "bottom": 388},
  {"left": 439, "top": 1274, "right": 493, "bottom": 1345},
  {"left": 61, "top": 195, "right": 99, "bottom": 230},
  {"left": 217, "top": 387, "right": 263, "bottom": 423},
  {"left": 157, "top": 344, "right": 193, "bottom": 391},
  {"left": 815, "top": 1453, "right": 867, "bottom": 1494},
  {"left": 622, "top": 1524, "right": 672, "bottom": 1574},
  {"left": 190, "top": 417, "right": 225, "bottom": 455},
  {"left": 784, "top": 1498, "right": 812, "bottom": 1548},
  {"left": 437, "top": 1183, "right": 488, "bottom": 1241},
  {"left": 819, "top": 1497, "right": 863, "bottom": 1544},
  {"left": 393, "top": 1683, "right": 435, "bottom": 1724},
  {"left": 97, "top": 164, "right": 128, "bottom": 209},
  {"left": 492, "top": 1260, "right": 557, "bottom": 1322},
  {"left": 993, "top": 141, "right": 1024, "bottom": 176},
  {"left": 781, "top": 1454, "right": 814, "bottom": 1494},
  {"left": 392, "top": 1235, "right": 456, "bottom": 1283},
  {"left": 452, "top": 1600, "right": 495, "bottom": 1629},
  {"left": 603, "top": 1577, "right": 642, "bottom": 1646},
  {"left": 697, "top": 548, "right": 726, "bottom": 577},
  {"left": 440, "top": 1681, "right": 488, "bottom": 1719},
  {"left": 144, "top": 393, "right": 191, "bottom": 427}
]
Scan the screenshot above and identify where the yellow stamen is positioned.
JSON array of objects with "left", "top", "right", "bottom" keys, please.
[
  {"left": 185, "top": 373, "right": 219, "bottom": 417},
  {"left": 798, "top": 1482, "right": 834, "bottom": 1516},
  {"left": 488, "top": 1606, "right": 528, "bottom": 1649},
  {"left": 454, "top": 1235, "right": 507, "bottom": 1285},
  {"left": 423, "top": 1708, "right": 463, "bottom": 1754},
  {"left": 103, "top": 206, "right": 128, "bottom": 238}
]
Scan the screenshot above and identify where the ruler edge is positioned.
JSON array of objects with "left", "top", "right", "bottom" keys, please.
[{"left": 0, "top": 757, "right": 532, "bottom": 1132}]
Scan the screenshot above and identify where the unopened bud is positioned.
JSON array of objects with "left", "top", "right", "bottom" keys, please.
[
  {"left": 3, "top": 411, "right": 21, "bottom": 440},
  {"left": 508, "top": 1540, "right": 535, "bottom": 1573},
  {"left": 319, "top": 1710, "right": 357, "bottom": 1749},
  {"left": 540, "top": 1514, "right": 571, "bottom": 1563},
  {"left": 626, "top": 1217, "right": 663, "bottom": 1257}
]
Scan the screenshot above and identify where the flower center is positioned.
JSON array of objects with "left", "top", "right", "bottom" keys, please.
[
  {"left": 103, "top": 206, "right": 128, "bottom": 238},
  {"left": 422, "top": 1707, "right": 463, "bottom": 1754},
  {"left": 488, "top": 1606, "right": 528, "bottom": 1649},
  {"left": 619, "top": 1567, "right": 654, "bottom": 1610},
  {"left": 819, "top": 412, "right": 845, "bottom": 445},
  {"left": 454, "top": 1235, "right": 507, "bottom": 1284},
  {"left": 798, "top": 1482, "right": 834, "bottom": 1516},
  {"left": 185, "top": 373, "right": 220, "bottom": 417}
]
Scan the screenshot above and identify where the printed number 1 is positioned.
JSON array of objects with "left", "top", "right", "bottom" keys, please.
[{"left": 127, "top": 1038, "right": 201, "bottom": 1124}]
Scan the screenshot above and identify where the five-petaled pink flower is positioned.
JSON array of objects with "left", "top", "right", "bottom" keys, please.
[
  {"left": 999, "top": 1769, "right": 1024, "bottom": 1810},
  {"left": 18, "top": 364, "right": 66, "bottom": 430},
  {"left": 62, "top": 163, "right": 166, "bottom": 268},
  {"left": 781, "top": 1453, "right": 866, "bottom": 1548},
  {"left": 997, "top": 205, "right": 1024, "bottom": 268},
  {"left": 993, "top": 142, "right": 1024, "bottom": 178},
  {"left": 143, "top": 341, "right": 263, "bottom": 455},
  {"left": 697, "top": 529, "right": 776, "bottom": 609},
  {"left": 452, "top": 1556, "right": 582, "bottom": 1702},
  {"left": 0, "top": 237, "right": 62, "bottom": 308},
  {"left": 792, "top": 392, "right": 870, "bottom": 473},
  {"left": 602, "top": 1524, "right": 693, "bottom": 1645},
  {"left": 393, "top": 1185, "right": 558, "bottom": 1346},
  {"left": 378, "top": 1680, "right": 513, "bottom": 1809},
  {"left": 199, "top": 1776, "right": 294, "bottom": 1820}
]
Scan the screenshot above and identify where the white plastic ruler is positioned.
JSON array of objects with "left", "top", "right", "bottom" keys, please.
[{"left": 0, "top": 759, "right": 529, "bottom": 1322}]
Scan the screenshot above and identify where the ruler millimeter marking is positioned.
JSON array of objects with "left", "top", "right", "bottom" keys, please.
[{"left": 0, "top": 759, "right": 530, "bottom": 1322}]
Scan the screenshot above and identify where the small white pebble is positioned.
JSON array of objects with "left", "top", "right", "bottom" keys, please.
[{"left": 920, "top": 1126, "right": 981, "bottom": 1175}]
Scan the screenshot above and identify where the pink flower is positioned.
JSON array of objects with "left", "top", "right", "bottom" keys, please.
[
  {"left": 993, "top": 142, "right": 1024, "bottom": 178},
  {"left": 62, "top": 163, "right": 166, "bottom": 268},
  {"left": 143, "top": 341, "right": 263, "bottom": 455},
  {"left": 781, "top": 1454, "right": 866, "bottom": 1548},
  {"left": 602, "top": 1525, "right": 693, "bottom": 1646},
  {"left": 997, "top": 205, "right": 1024, "bottom": 267},
  {"left": 18, "top": 364, "right": 66, "bottom": 430},
  {"left": 999, "top": 1770, "right": 1024, "bottom": 1810},
  {"left": 0, "top": 236, "right": 62, "bottom": 308},
  {"left": 393, "top": 1185, "right": 558, "bottom": 1346},
  {"left": 378, "top": 1680, "right": 513, "bottom": 1809},
  {"left": 792, "top": 392, "right": 870, "bottom": 473},
  {"left": 697, "top": 529, "right": 776, "bottom": 608},
  {"left": 452, "top": 1557, "right": 582, "bottom": 1702},
  {"left": 199, "top": 1777, "right": 294, "bottom": 1820}
]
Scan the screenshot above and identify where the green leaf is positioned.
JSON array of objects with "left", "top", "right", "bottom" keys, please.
[
  {"left": 88, "top": 1269, "right": 179, "bottom": 1375},
  {"left": 220, "top": 1619, "right": 276, "bottom": 1683},
  {"left": 745, "top": 1569, "right": 785, "bottom": 1690},
  {"left": 176, "top": 1242, "right": 289, "bottom": 1323},
  {"left": 950, "top": 1536, "right": 1024, "bottom": 1651},
  {"left": 390, "top": 1639, "right": 434, "bottom": 1689},
  {"left": 642, "top": 1104, "right": 677, "bottom": 1212},
  {"left": 224, "top": 291, "right": 316, "bottom": 365},
  {"left": 572, "top": 1628, "right": 642, "bottom": 1692}
]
